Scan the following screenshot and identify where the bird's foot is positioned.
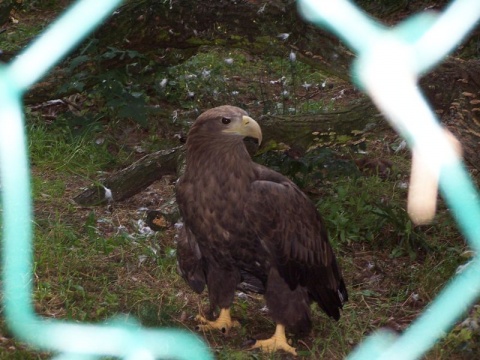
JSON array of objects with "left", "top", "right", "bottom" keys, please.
[
  {"left": 195, "top": 308, "right": 240, "bottom": 334},
  {"left": 250, "top": 324, "right": 297, "bottom": 356}
]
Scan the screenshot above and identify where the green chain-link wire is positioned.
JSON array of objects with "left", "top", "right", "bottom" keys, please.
[
  {"left": 298, "top": 0, "right": 480, "bottom": 359},
  {"left": 0, "top": 0, "right": 212, "bottom": 358},
  {"left": 2, "top": 0, "right": 480, "bottom": 358}
]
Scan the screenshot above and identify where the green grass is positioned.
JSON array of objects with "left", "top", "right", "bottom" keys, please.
[
  {"left": 153, "top": 47, "right": 337, "bottom": 118},
  {"left": 28, "top": 122, "right": 118, "bottom": 173},
  {"left": 3, "top": 96, "right": 474, "bottom": 360},
  {"left": 1, "top": 5, "right": 477, "bottom": 358},
  {"left": 0, "top": 21, "right": 47, "bottom": 53}
]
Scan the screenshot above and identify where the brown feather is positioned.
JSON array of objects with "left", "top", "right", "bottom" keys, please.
[
  {"left": 175, "top": 224, "right": 205, "bottom": 294},
  {"left": 176, "top": 105, "right": 347, "bottom": 332}
]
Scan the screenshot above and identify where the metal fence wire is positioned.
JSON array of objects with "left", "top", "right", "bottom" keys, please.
[
  {"left": 0, "top": 0, "right": 211, "bottom": 359},
  {"left": 0, "top": 0, "right": 479, "bottom": 359},
  {"left": 298, "top": 0, "right": 480, "bottom": 359}
]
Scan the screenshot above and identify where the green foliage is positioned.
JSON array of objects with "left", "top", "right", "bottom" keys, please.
[
  {"left": 0, "top": 19, "right": 46, "bottom": 52},
  {"left": 157, "top": 49, "right": 252, "bottom": 112},
  {"left": 298, "top": 99, "right": 336, "bottom": 114},
  {"left": 255, "top": 150, "right": 311, "bottom": 187},
  {"left": 255, "top": 147, "right": 359, "bottom": 188},
  {"left": 27, "top": 121, "right": 117, "bottom": 173},
  {"left": 441, "top": 305, "right": 480, "bottom": 356},
  {"left": 55, "top": 44, "right": 334, "bottom": 135},
  {"left": 372, "top": 203, "right": 430, "bottom": 258},
  {"left": 56, "top": 40, "right": 155, "bottom": 131},
  {"left": 318, "top": 176, "right": 429, "bottom": 258},
  {"left": 319, "top": 178, "right": 379, "bottom": 245},
  {"left": 17, "top": 0, "right": 61, "bottom": 11},
  {"left": 256, "top": 146, "right": 427, "bottom": 258}
]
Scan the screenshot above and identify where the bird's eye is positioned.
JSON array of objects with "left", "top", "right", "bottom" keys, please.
[{"left": 221, "top": 117, "right": 231, "bottom": 125}]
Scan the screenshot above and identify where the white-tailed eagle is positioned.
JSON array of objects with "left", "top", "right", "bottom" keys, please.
[{"left": 176, "top": 105, "right": 347, "bottom": 355}]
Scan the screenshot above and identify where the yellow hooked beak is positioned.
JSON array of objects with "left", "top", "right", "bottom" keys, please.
[{"left": 222, "top": 115, "right": 262, "bottom": 145}]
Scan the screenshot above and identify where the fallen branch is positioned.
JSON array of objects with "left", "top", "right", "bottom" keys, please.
[
  {"left": 73, "top": 101, "right": 377, "bottom": 206},
  {"left": 74, "top": 146, "right": 183, "bottom": 206}
]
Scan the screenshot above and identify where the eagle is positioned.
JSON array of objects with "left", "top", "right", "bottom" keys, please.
[{"left": 175, "top": 105, "right": 347, "bottom": 355}]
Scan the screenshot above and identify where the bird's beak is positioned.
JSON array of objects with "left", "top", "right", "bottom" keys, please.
[
  {"left": 241, "top": 116, "right": 262, "bottom": 145},
  {"left": 223, "top": 115, "right": 262, "bottom": 145}
]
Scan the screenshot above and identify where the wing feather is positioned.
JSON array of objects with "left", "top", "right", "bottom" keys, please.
[
  {"left": 176, "top": 224, "right": 206, "bottom": 294},
  {"left": 245, "top": 164, "right": 347, "bottom": 318}
]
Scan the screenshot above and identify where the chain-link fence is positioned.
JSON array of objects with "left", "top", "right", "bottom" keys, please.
[
  {"left": 299, "top": 0, "right": 480, "bottom": 359},
  {"left": 1, "top": 0, "right": 479, "bottom": 358},
  {"left": 0, "top": 0, "right": 212, "bottom": 359}
]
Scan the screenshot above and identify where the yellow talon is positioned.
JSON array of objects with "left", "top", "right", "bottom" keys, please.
[
  {"left": 195, "top": 308, "right": 240, "bottom": 334},
  {"left": 250, "top": 324, "right": 297, "bottom": 356}
]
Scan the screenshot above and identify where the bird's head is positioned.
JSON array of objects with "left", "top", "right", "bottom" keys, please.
[{"left": 188, "top": 105, "right": 262, "bottom": 146}]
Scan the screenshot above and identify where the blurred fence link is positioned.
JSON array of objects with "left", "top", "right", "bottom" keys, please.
[
  {"left": 298, "top": 0, "right": 480, "bottom": 359},
  {"left": 0, "top": 0, "right": 212, "bottom": 359},
  {"left": 2, "top": 0, "right": 480, "bottom": 359}
]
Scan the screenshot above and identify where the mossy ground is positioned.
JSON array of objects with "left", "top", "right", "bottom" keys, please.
[{"left": 0, "top": 2, "right": 479, "bottom": 359}]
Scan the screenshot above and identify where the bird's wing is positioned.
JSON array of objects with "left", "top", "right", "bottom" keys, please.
[
  {"left": 245, "top": 165, "right": 347, "bottom": 318},
  {"left": 176, "top": 223, "right": 206, "bottom": 294}
]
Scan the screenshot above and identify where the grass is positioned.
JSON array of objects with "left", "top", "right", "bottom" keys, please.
[
  {"left": 28, "top": 121, "right": 121, "bottom": 173},
  {"left": 1, "top": 3, "right": 479, "bottom": 359},
  {"left": 154, "top": 47, "right": 338, "bottom": 118},
  {"left": 1, "top": 110, "right": 473, "bottom": 357},
  {"left": 3, "top": 117, "right": 472, "bottom": 359}
]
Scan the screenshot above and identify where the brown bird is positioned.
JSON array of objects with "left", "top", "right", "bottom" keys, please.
[{"left": 175, "top": 105, "right": 347, "bottom": 355}]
